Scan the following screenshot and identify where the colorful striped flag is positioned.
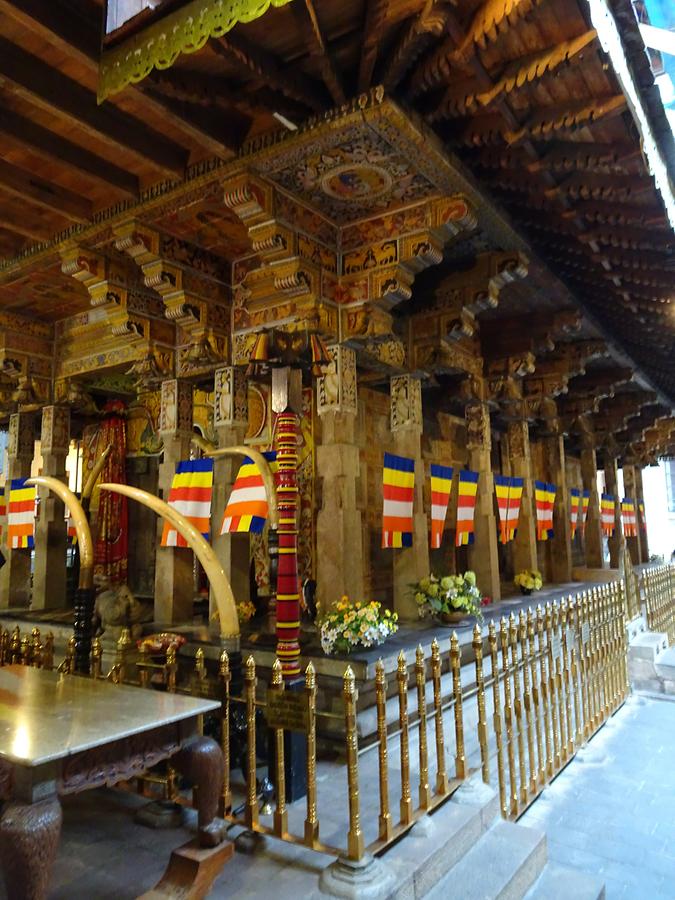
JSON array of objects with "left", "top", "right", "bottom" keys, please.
[
  {"left": 221, "top": 452, "right": 277, "bottom": 534},
  {"left": 161, "top": 458, "right": 214, "bottom": 547},
  {"left": 621, "top": 498, "right": 636, "bottom": 537},
  {"left": 7, "top": 478, "right": 36, "bottom": 549},
  {"left": 638, "top": 500, "right": 647, "bottom": 533},
  {"left": 600, "top": 493, "right": 615, "bottom": 537},
  {"left": 65, "top": 511, "right": 77, "bottom": 545},
  {"left": 493, "top": 475, "right": 524, "bottom": 544},
  {"left": 0, "top": 487, "right": 5, "bottom": 539},
  {"left": 534, "top": 480, "right": 556, "bottom": 541},
  {"left": 570, "top": 488, "right": 581, "bottom": 539},
  {"left": 580, "top": 489, "right": 590, "bottom": 535},
  {"left": 455, "top": 469, "right": 479, "bottom": 546},
  {"left": 430, "top": 464, "right": 453, "bottom": 549},
  {"left": 382, "top": 453, "right": 415, "bottom": 548}
]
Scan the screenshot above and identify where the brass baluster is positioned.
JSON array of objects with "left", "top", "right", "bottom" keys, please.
[
  {"left": 61, "top": 636, "right": 75, "bottom": 674},
  {"left": 568, "top": 601, "right": 583, "bottom": 746},
  {"left": 430, "top": 639, "right": 449, "bottom": 795},
  {"left": 166, "top": 646, "right": 177, "bottom": 693},
  {"left": 375, "top": 659, "right": 392, "bottom": 842},
  {"left": 519, "top": 611, "right": 536, "bottom": 795},
  {"left": 560, "top": 601, "right": 574, "bottom": 757},
  {"left": 509, "top": 614, "right": 527, "bottom": 805},
  {"left": 489, "top": 622, "right": 507, "bottom": 818},
  {"left": 42, "top": 632, "right": 54, "bottom": 671},
  {"left": 244, "top": 655, "right": 258, "bottom": 829},
  {"left": 10, "top": 627, "right": 20, "bottom": 664},
  {"left": 397, "top": 651, "right": 413, "bottom": 825},
  {"left": 474, "top": 625, "right": 490, "bottom": 785},
  {"left": 115, "top": 627, "right": 132, "bottom": 683},
  {"left": 220, "top": 651, "right": 232, "bottom": 817},
  {"left": 30, "top": 628, "right": 42, "bottom": 668},
  {"left": 500, "top": 618, "right": 518, "bottom": 816},
  {"left": 305, "top": 662, "right": 319, "bottom": 846},
  {"left": 552, "top": 604, "right": 567, "bottom": 765},
  {"left": 138, "top": 643, "right": 151, "bottom": 689},
  {"left": 579, "top": 594, "right": 591, "bottom": 739},
  {"left": 344, "top": 666, "right": 364, "bottom": 861},
  {"left": 91, "top": 637, "right": 102, "bottom": 680},
  {"left": 20, "top": 635, "right": 30, "bottom": 667},
  {"left": 545, "top": 604, "right": 560, "bottom": 772},
  {"left": 0, "top": 628, "right": 8, "bottom": 666},
  {"left": 527, "top": 610, "right": 544, "bottom": 786},
  {"left": 270, "top": 659, "right": 287, "bottom": 835},
  {"left": 450, "top": 633, "right": 466, "bottom": 780},
  {"left": 415, "top": 646, "right": 431, "bottom": 809}
]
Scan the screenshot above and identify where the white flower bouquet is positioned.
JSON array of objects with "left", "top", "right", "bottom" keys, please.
[
  {"left": 320, "top": 596, "right": 399, "bottom": 655},
  {"left": 413, "top": 571, "right": 483, "bottom": 620}
]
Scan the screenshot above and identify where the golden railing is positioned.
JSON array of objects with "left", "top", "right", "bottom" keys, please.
[
  {"left": 622, "top": 550, "right": 641, "bottom": 622},
  {"left": 642, "top": 563, "right": 675, "bottom": 643},
  {"left": 0, "top": 625, "right": 54, "bottom": 670}
]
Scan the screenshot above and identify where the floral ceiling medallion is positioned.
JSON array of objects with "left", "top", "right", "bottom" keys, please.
[{"left": 320, "top": 164, "right": 392, "bottom": 202}]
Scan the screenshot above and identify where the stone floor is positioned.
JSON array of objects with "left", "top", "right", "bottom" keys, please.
[{"left": 520, "top": 693, "right": 675, "bottom": 900}]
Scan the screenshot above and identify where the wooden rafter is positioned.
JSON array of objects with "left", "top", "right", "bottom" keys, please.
[
  {"left": 0, "top": 0, "right": 239, "bottom": 160},
  {"left": 0, "top": 37, "right": 187, "bottom": 178},
  {"left": 503, "top": 95, "right": 627, "bottom": 144},
  {"left": 0, "top": 108, "right": 138, "bottom": 198},
  {"left": 358, "top": 0, "right": 390, "bottom": 92},
  {"left": 380, "top": 0, "right": 448, "bottom": 90},
  {"left": 0, "top": 217, "right": 51, "bottom": 243},
  {"left": 291, "top": 0, "right": 346, "bottom": 105},
  {"left": 0, "top": 159, "right": 92, "bottom": 223}
]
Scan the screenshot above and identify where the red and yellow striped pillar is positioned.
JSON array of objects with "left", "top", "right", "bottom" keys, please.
[{"left": 274, "top": 410, "right": 301, "bottom": 678}]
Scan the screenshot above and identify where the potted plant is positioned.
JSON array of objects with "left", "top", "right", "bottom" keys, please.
[
  {"left": 413, "top": 572, "right": 483, "bottom": 624},
  {"left": 320, "top": 596, "right": 399, "bottom": 655},
  {"left": 514, "top": 569, "right": 543, "bottom": 596}
]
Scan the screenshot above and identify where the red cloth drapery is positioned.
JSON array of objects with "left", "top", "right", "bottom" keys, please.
[{"left": 94, "top": 401, "right": 128, "bottom": 585}]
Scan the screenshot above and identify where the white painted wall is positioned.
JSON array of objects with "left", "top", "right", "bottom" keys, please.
[{"left": 641, "top": 462, "right": 675, "bottom": 562}]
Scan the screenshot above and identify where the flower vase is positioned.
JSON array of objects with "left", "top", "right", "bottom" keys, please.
[
  {"left": 520, "top": 587, "right": 533, "bottom": 596},
  {"left": 439, "top": 611, "right": 466, "bottom": 624}
]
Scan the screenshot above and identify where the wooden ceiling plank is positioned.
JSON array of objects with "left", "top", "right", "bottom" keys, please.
[
  {"left": 0, "top": 0, "right": 238, "bottom": 158},
  {"left": 291, "top": 0, "right": 347, "bottom": 105},
  {"left": 380, "top": 1, "right": 449, "bottom": 91},
  {"left": 0, "top": 37, "right": 187, "bottom": 178},
  {"left": 0, "top": 216, "right": 51, "bottom": 243},
  {"left": 0, "top": 159, "right": 92, "bottom": 223},
  {"left": 358, "top": 0, "right": 390, "bottom": 92},
  {"left": 0, "top": 107, "right": 138, "bottom": 198}
]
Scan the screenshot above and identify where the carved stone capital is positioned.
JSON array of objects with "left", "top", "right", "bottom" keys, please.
[
  {"left": 40, "top": 406, "right": 70, "bottom": 456},
  {"left": 214, "top": 367, "right": 248, "bottom": 428},
  {"left": 465, "top": 400, "right": 490, "bottom": 449},
  {"left": 8, "top": 412, "right": 34, "bottom": 459},
  {"left": 317, "top": 345, "right": 357, "bottom": 416},
  {"left": 159, "top": 379, "right": 193, "bottom": 436},
  {"left": 390, "top": 374, "right": 422, "bottom": 432}
]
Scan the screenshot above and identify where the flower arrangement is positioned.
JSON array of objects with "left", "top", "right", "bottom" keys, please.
[
  {"left": 514, "top": 570, "right": 543, "bottom": 594},
  {"left": 237, "top": 599, "right": 257, "bottom": 623},
  {"left": 320, "top": 597, "right": 399, "bottom": 655},
  {"left": 413, "top": 571, "right": 483, "bottom": 621}
]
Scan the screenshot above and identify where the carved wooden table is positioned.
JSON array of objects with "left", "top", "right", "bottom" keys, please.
[{"left": 0, "top": 665, "right": 231, "bottom": 900}]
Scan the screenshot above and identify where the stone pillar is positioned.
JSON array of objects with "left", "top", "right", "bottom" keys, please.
[
  {"left": 466, "top": 401, "right": 501, "bottom": 602},
  {"left": 211, "top": 366, "right": 249, "bottom": 617},
  {"left": 316, "top": 345, "right": 364, "bottom": 610},
  {"left": 154, "top": 379, "right": 194, "bottom": 625},
  {"left": 32, "top": 407, "right": 70, "bottom": 610},
  {"left": 0, "top": 413, "right": 35, "bottom": 608},
  {"left": 635, "top": 465, "right": 649, "bottom": 561},
  {"left": 543, "top": 433, "right": 572, "bottom": 584},
  {"left": 580, "top": 444, "right": 604, "bottom": 568},
  {"left": 390, "top": 375, "right": 428, "bottom": 620},
  {"left": 603, "top": 451, "right": 622, "bottom": 569},
  {"left": 507, "top": 419, "right": 538, "bottom": 576},
  {"left": 621, "top": 463, "right": 641, "bottom": 566}
]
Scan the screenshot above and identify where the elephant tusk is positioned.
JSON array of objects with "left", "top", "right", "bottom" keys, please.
[
  {"left": 203, "top": 445, "right": 278, "bottom": 531},
  {"left": 191, "top": 434, "right": 217, "bottom": 454},
  {"left": 99, "top": 482, "right": 240, "bottom": 646},
  {"left": 82, "top": 443, "right": 113, "bottom": 501}
]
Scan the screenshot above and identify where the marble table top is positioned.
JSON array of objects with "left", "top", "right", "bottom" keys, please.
[{"left": 0, "top": 666, "right": 220, "bottom": 767}]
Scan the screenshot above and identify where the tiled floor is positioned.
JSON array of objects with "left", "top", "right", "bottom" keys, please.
[{"left": 521, "top": 693, "right": 675, "bottom": 899}]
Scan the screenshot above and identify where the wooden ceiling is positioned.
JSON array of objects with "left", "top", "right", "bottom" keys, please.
[{"left": 0, "top": 0, "right": 672, "bottom": 407}]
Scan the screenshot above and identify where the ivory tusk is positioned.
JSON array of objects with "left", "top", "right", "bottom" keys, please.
[
  {"left": 27, "top": 477, "right": 94, "bottom": 587},
  {"left": 82, "top": 443, "right": 113, "bottom": 500},
  {"left": 203, "top": 445, "right": 278, "bottom": 530},
  {"left": 99, "top": 482, "right": 240, "bottom": 646},
  {"left": 191, "top": 434, "right": 217, "bottom": 454}
]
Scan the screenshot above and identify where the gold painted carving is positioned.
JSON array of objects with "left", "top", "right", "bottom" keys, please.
[{"left": 317, "top": 345, "right": 357, "bottom": 416}]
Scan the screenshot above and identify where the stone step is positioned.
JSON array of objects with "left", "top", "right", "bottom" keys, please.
[
  {"left": 421, "top": 818, "right": 546, "bottom": 900},
  {"left": 523, "top": 861, "right": 605, "bottom": 900},
  {"left": 628, "top": 631, "right": 668, "bottom": 662}
]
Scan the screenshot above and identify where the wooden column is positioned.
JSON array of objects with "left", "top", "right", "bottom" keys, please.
[
  {"left": 621, "top": 462, "right": 641, "bottom": 566},
  {"left": 0, "top": 412, "right": 35, "bottom": 608},
  {"left": 316, "top": 346, "right": 364, "bottom": 610},
  {"left": 466, "top": 401, "right": 500, "bottom": 602},
  {"left": 507, "top": 418, "right": 538, "bottom": 576},
  {"left": 634, "top": 465, "right": 649, "bottom": 561},
  {"left": 543, "top": 432, "right": 572, "bottom": 584},
  {"left": 32, "top": 406, "right": 70, "bottom": 610},
  {"left": 603, "top": 451, "right": 622, "bottom": 569},
  {"left": 155, "top": 379, "right": 194, "bottom": 625},
  {"left": 390, "top": 375, "right": 428, "bottom": 620},
  {"left": 211, "top": 367, "right": 249, "bottom": 619},
  {"left": 580, "top": 443, "right": 604, "bottom": 568}
]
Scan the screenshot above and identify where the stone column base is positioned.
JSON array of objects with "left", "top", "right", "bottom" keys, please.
[{"left": 319, "top": 855, "right": 396, "bottom": 899}]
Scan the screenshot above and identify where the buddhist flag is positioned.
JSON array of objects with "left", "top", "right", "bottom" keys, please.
[
  {"left": 0, "top": 487, "right": 5, "bottom": 539},
  {"left": 65, "top": 511, "right": 77, "bottom": 545},
  {"left": 430, "top": 464, "right": 453, "bottom": 549},
  {"left": 580, "top": 489, "right": 590, "bottom": 535},
  {"left": 600, "top": 493, "right": 615, "bottom": 537},
  {"left": 221, "top": 452, "right": 277, "bottom": 534},
  {"left": 621, "top": 498, "right": 636, "bottom": 537},
  {"left": 535, "top": 480, "right": 556, "bottom": 541},
  {"left": 382, "top": 453, "right": 415, "bottom": 548},
  {"left": 638, "top": 500, "right": 647, "bottom": 533},
  {"left": 161, "top": 458, "right": 214, "bottom": 547},
  {"left": 456, "top": 469, "right": 479, "bottom": 546},
  {"left": 7, "top": 478, "right": 36, "bottom": 549},
  {"left": 494, "top": 475, "right": 524, "bottom": 544},
  {"left": 570, "top": 488, "right": 581, "bottom": 539}
]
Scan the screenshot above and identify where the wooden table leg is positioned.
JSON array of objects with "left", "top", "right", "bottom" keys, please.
[
  {"left": 0, "top": 798, "right": 62, "bottom": 900},
  {"left": 171, "top": 736, "right": 227, "bottom": 847}
]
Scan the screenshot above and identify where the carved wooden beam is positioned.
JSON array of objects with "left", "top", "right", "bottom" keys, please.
[
  {"left": 0, "top": 159, "right": 92, "bottom": 224},
  {"left": 566, "top": 366, "right": 633, "bottom": 399},
  {"left": 358, "top": 0, "right": 390, "bottom": 91},
  {"left": 578, "top": 226, "right": 674, "bottom": 252},
  {"left": 503, "top": 95, "right": 626, "bottom": 145},
  {"left": 379, "top": 0, "right": 448, "bottom": 90},
  {"left": 291, "top": 0, "right": 347, "bottom": 105},
  {"left": 0, "top": 216, "right": 52, "bottom": 244}
]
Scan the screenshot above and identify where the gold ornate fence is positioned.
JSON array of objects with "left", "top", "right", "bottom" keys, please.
[{"left": 643, "top": 564, "right": 675, "bottom": 643}]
